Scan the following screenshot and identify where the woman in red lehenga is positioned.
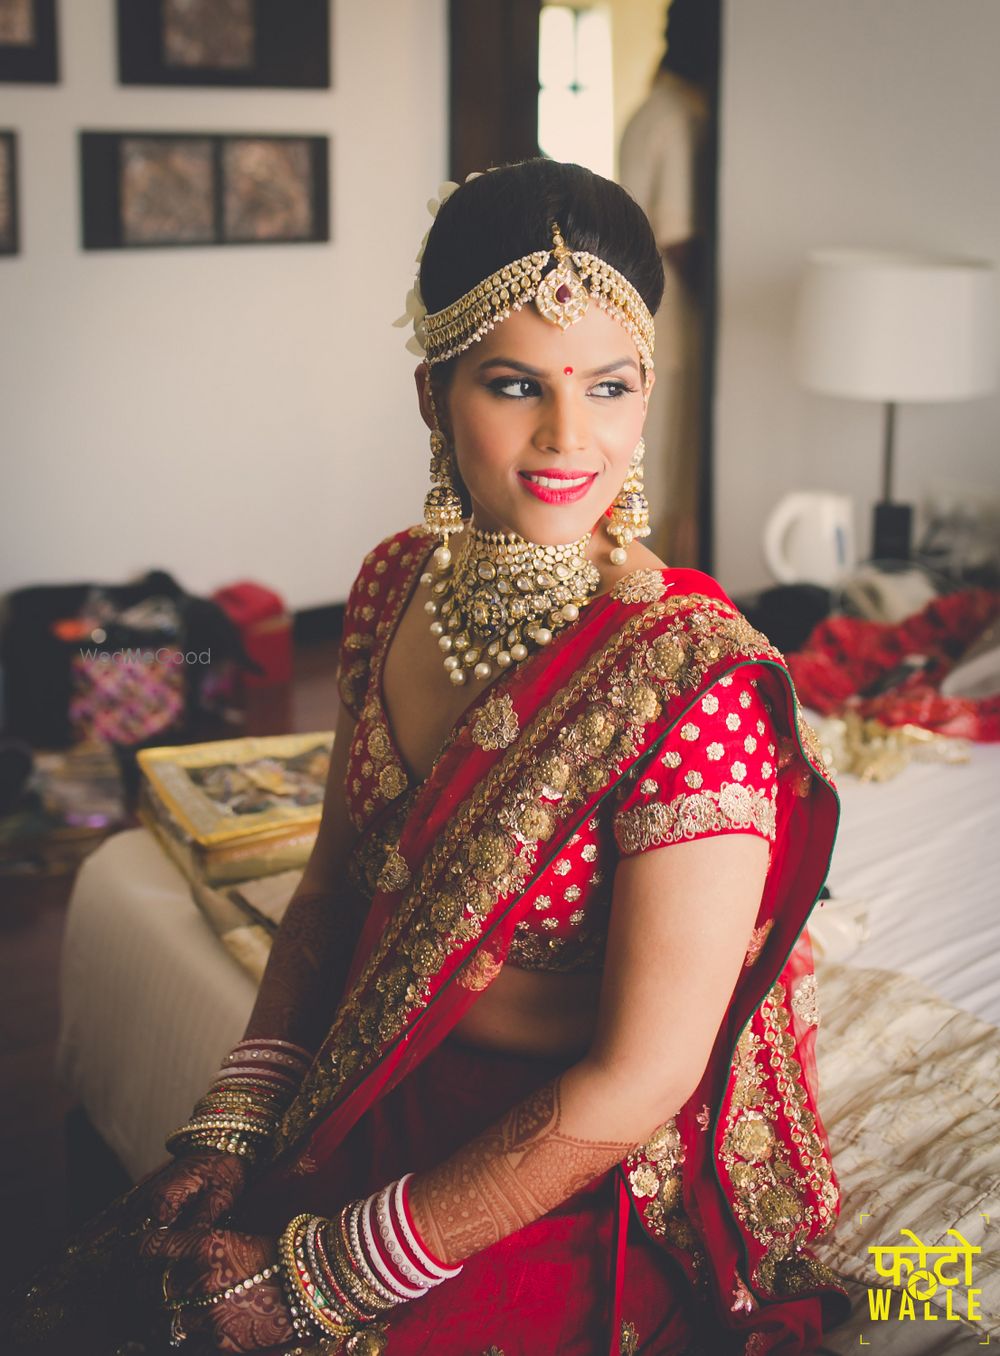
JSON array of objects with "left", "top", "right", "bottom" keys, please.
[{"left": 8, "top": 160, "right": 850, "bottom": 1355}]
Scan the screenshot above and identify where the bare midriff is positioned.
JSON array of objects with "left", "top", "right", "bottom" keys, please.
[{"left": 450, "top": 963, "right": 602, "bottom": 1059}]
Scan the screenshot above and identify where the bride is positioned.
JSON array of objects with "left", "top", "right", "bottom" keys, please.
[{"left": 10, "top": 158, "right": 848, "bottom": 1356}]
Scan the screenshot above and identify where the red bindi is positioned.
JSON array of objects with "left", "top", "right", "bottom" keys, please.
[{"left": 563, "top": 366, "right": 574, "bottom": 375}]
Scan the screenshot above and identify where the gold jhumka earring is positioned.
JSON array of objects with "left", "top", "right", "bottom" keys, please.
[
  {"left": 606, "top": 438, "right": 651, "bottom": 565},
  {"left": 421, "top": 376, "right": 465, "bottom": 571}
]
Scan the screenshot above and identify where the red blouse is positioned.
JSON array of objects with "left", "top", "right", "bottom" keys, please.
[{"left": 337, "top": 528, "right": 782, "bottom": 973}]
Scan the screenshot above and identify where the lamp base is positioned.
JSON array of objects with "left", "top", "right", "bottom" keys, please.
[{"left": 872, "top": 501, "right": 913, "bottom": 561}]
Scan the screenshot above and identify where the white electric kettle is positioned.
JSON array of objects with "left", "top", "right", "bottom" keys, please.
[{"left": 763, "top": 492, "right": 855, "bottom": 587}]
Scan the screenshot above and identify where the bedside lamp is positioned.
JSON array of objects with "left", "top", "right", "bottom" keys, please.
[{"left": 792, "top": 249, "right": 997, "bottom": 559}]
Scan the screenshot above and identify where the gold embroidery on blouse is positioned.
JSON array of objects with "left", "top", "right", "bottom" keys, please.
[
  {"left": 613, "top": 569, "right": 668, "bottom": 603},
  {"left": 616, "top": 784, "right": 776, "bottom": 853},
  {"left": 347, "top": 793, "right": 415, "bottom": 900},
  {"left": 620, "top": 1321, "right": 639, "bottom": 1356},
  {"left": 581, "top": 843, "right": 598, "bottom": 862},
  {"left": 471, "top": 692, "right": 520, "bottom": 751},
  {"left": 376, "top": 848, "right": 411, "bottom": 894}
]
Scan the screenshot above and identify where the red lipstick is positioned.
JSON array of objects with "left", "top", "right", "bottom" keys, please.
[{"left": 518, "top": 469, "right": 598, "bottom": 505}]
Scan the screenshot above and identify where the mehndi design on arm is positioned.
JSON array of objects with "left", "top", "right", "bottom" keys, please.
[{"left": 409, "top": 1078, "right": 633, "bottom": 1263}]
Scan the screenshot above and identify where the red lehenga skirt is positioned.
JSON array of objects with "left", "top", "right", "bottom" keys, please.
[{"left": 238, "top": 1036, "right": 699, "bottom": 1356}]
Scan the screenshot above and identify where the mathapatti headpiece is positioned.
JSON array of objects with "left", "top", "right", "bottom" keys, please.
[{"left": 397, "top": 207, "right": 655, "bottom": 375}]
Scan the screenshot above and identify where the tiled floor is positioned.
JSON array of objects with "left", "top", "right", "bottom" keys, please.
[{"left": 0, "top": 638, "right": 340, "bottom": 1286}]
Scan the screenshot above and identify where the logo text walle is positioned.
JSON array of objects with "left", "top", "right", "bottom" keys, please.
[{"left": 867, "top": 1227, "right": 982, "bottom": 1322}]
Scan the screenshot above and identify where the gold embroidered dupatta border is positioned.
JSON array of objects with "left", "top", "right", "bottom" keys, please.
[{"left": 271, "top": 579, "right": 822, "bottom": 1162}]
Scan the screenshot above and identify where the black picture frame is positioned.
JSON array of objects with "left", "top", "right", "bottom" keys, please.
[
  {"left": 0, "top": 130, "right": 19, "bottom": 254},
  {"left": 80, "top": 131, "right": 330, "bottom": 251},
  {"left": 116, "top": 0, "right": 330, "bottom": 89},
  {"left": 0, "top": 0, "right": 59, "bottom": 83}
]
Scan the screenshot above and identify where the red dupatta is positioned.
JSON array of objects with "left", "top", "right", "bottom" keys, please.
[{"left": 249, "top": 565, "right": 849, "bottom": 1351}]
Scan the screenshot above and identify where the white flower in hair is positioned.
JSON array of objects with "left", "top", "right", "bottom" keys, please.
[{"left": 393, "top": 172, "right": 487, "bottom": 356}]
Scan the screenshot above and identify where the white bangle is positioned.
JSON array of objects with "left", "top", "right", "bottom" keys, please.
[
  {"left": 393, "top": 1175, "right": 462, "bottom": 1280},
  {"left": 364, "top": 1195, "right": 424, "bottom": 1300},
  {"left": 375, "top": 1184, "right": 433, "bottom": 1292}
]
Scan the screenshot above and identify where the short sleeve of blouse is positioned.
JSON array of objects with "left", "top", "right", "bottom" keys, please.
[{"left": 614, "top": 670, "right": 780, "bottom": 856}]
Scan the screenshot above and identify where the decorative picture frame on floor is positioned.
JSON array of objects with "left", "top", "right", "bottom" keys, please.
[
  {"left": 0, "top": 0, "right": 58, "bottom": 82},
  {"left": 80, "top": 131, "right": 331, "bottom": 250},
  {"left": 116, "top": 0, "right": 330, "bottom": 89},
  {"left": 0, "top": 131, "right": 18, "bottom": 254}
]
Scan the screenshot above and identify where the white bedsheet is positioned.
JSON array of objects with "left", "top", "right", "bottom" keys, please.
[{"left": 821, "top": 741, "right": 1000, "bottom": 1027}]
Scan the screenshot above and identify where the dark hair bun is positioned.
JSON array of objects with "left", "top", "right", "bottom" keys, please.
[{"left": 419, "top": 159, "right": 663, "bottom": 321}]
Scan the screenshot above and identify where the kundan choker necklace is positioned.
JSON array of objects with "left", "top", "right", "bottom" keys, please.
[{"left": 420, "top": 525, "right": 601, "bottom": 686}]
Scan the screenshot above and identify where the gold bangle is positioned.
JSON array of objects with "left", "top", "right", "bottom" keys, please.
[{"left": 279, "top": 1214, "right": 353, "bottom": 1341}]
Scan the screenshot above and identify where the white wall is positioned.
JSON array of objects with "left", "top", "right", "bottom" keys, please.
[
  {"left": 0, "top": 0, "right": 447, "bottom": 608},
  {"left": 715, "top": 0, "right": 1000, "bottom": 595}
]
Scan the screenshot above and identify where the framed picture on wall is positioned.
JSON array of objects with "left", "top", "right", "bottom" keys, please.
[
  {"left": 116, "top": 0, "right": 330, "bottom": 89},
  {"left": 80, "top": 131, "right": 331, "bottom": 250},
  {"left": 0, "top": 131, "right": 18, "bottom": 253},
  {"left": 0, "top": 0, "right": 58, "bottom": 82}
]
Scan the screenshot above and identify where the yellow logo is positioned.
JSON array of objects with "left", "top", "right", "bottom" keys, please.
[{"left": 867, "top": 1228, "right": 982, "bottom": 1323}]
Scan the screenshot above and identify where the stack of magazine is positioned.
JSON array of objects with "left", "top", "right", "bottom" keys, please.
[{"left": 138, "top": 732, "right": 334, "bottom": 979}]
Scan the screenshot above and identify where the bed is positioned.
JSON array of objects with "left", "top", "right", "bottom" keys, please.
[{"left": 57, "top": 737, "right": 1000, "bottom": 1350}]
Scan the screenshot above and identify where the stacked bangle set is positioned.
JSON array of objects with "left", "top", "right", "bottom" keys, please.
[
  {"left": 165, "top": 1042, "right": 459, "bottom": 1348},
  {"left": 166, "top": 1037, "right": 312, "bottom": 1162},
  {"left": 279, "top": 1174, "right": 461, "bottom": 1346}
]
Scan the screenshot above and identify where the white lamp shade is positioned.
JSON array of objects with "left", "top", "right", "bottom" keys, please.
[{"left": 793, "top": 249, "right": 998, "bottom": 402}]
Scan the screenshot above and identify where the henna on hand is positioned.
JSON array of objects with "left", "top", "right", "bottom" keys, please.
[
  {"left": 408, "top": 1076, "right": 632, "bottom": 1264},
  {"left": 140, "top": 1226, "right": 294, "bottom": 1354},
  {"left": 140, "top": 1150, "right": 249, "bottom": 1227}
]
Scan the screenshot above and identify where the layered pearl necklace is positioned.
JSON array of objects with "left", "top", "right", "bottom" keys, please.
[{"left": 421, "top": 526, "right": 601, "bottom": 685}]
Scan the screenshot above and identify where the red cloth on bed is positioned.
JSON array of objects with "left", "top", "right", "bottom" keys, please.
[{"left": 787, "top": 588, "right": 1000, "bottom": 741}]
